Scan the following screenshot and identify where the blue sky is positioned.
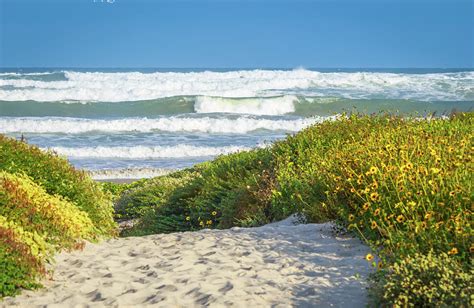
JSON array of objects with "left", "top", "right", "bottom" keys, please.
[{"left": 0, "top": 0, "right": 472, "bottom": 68}]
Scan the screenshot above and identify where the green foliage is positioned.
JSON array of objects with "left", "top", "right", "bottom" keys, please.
[
  {"left": 0, "top": 216, "right": 49, "bottom": 297},
  {"left": 115, "top": 169, "right": 197, "bottom": 220},
  {"left": 370, "top": 251, "right": 473, "bottom": 307},
  {"left": 0, "top": 171, "right": 96, "bottom": 248},
  {"left": 0, "top": 135, "right": 116, "bottom": 297},
  {"left": 122, "top": 149, "right": 275, "bottom": 236},
  {"left": 272, "top": 113, "right": 473, "bottom": 306},
  {"left": 0, "top": 135, "right": 115, "bottom": 236},
  {"left": 0, "top": 172, "right": 100, "bottom": 297}
]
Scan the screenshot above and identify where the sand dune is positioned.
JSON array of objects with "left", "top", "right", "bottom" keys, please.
[{"left": 2, "top": 217, "right": 373, "bottom": 307}]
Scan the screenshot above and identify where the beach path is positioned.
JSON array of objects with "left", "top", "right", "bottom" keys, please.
[{"left": 2, "top": 217, "right": 373, "bottom": 307}]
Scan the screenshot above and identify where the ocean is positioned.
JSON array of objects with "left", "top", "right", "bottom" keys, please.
[{"left": 1, "top": 68, "right": 473, "bottom": 179}]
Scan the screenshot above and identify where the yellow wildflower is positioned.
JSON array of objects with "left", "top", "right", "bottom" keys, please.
[
  {"left": 371, "top": 221, "right": 378, "bottom": 229},
  {"left": 396, "top": 215, "right": 405, "bottom": 223},
  {"left": 370, "top": 192, "right": 379, "bottom": 201},
  {"left": 448, "top": 247, "right": 458, "bottom": 255},
  {"left": 371, "top": 182, "right": 379, "bottom": 190},
  {"left": 348, "top": 214, "right": 355, "bottom": 221},
  {"left": 211, "top": 211, "right": 217, "bottom": 216},
  {"left": 365, "top": 253, "right": 374, "bottom": 261},
  {"left": 362, "top": 202, "right": 370, "bottom": 211},
  {"left": 185, "top": 216, "right": 191, "bottom": 221}
]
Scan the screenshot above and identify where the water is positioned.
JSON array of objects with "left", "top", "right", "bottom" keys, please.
[{"left": 1, "top": 68, "right": 473, "bottom": 179}]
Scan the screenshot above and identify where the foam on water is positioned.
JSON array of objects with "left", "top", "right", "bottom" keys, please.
[
  {"left": 194, "top": 95, "right": 297, "bottom": 115},
  {"left": 1, "top": 69, "right": 473, "bottom": 102},
  {"left": 0, "top": 116, "right": 330, "bottom": 134},
  {"left": 89, "top": 167, "right": 174, "bottom": 180},
  {"left": 47, "top": 144, "right": 253, "bottom": 159}
]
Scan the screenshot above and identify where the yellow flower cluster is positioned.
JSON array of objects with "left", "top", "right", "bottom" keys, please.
[{"left": 316, "top": 114, "right": 472, "bottom": 262}]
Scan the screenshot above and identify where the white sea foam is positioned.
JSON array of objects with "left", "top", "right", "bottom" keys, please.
[
  {"left": 194, "top": 95, "right": 297, "bottom": 115},
  {"left": 89, "top": 167, "right": 175, "bottom": 180},
  {"left": 0, "top": 70, "right": 472, "bottom": 102},
  {"left": 47, "top": 145, "right": 252, "bottom": 159},
  {"left": 0, "top": 116, "right": 329, "bottom": 134}
]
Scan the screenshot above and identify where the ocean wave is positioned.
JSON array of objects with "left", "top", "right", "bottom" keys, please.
[
  {"left": 47, "top": 145, "right": 252, "bottom": 158},
  {"left": 194, "top": 95, "right": 297, "bottom": 115},
  {"left": 0, "top": 116, "right": 329, "bottom": 134},
  {"left": 1, "top": 96, "right": 472, "bottom": 118},
  {"left": 0, "top": 69, "right": 473, "bottom": 102}
]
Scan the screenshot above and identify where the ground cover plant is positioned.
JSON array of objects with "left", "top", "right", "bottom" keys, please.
[
  {"left": 0, "top": 136, "right": 115, "bottom": 297},
  {"left": 119, "top": 113, "right": 473, "bottom": 306},
  {"left": 0, "top": 135, "right": 115, "bottom": 236}
]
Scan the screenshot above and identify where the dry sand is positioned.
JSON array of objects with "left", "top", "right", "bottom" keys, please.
[{"left": 2, "top": 216, "right": 374, "bottom": 307}]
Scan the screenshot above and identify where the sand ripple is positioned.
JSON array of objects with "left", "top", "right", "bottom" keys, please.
[{"left": 2, "top": 217, "right": 373, "bottom": 307}]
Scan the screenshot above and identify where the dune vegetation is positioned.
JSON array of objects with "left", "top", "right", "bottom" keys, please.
[
  {"left": 0, "top": 136, "right": 115, "bottom": 297},
  {"left": 111, "top": 113, "right": 473, "bottom": 306}
]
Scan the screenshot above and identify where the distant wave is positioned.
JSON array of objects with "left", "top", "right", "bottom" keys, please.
[
  {"left": 0, "top": 116, "right": 330, "bottom": 134},
  {"left": 1, "top": 69, "right": 473, "bottom": 102},
  {"left": 1, "top": 96, "right": 471, "bottom": 118},
  {"left": 48, "top": 145, "right": 252, "bottom": 158}
]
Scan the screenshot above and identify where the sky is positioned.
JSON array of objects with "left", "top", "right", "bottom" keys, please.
[{"left": 0, "top": 0, "right": 472, "bottom": 68}]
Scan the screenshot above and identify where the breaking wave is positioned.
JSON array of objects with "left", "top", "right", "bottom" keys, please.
[
  {"left": 0, "top": 116, "right": 330, "bottom": 134},
  {"left": 48, "top": 145, "right": 252, "bottom": 159},
  {"left": 1, "top": 69, "right": 473, "bottom": 102}
]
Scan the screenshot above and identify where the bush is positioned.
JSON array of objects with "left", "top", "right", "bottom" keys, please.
[
  {"left": 0, "top": 216, "right": 49, "bottom": 297},
  {"left": 0, "top": 171, "right": 96, "bottom": 248},
  {"left": 370, "top": 251, "right": 473, "bottom": 307},
  {"left": 276, "top": 114, "right": 472, "bottom": 261},
  {"left": 113, "top": 169, "right": 197, "bottom": 221},
  {"left": 272, "top": 113, "right": 473, "bottom": 306},
  {"left": 122, "top": 148, "right": 275, "bottom": 236},
  {"left": 0, "top": 135, "right": 115, "bottom": 236}
]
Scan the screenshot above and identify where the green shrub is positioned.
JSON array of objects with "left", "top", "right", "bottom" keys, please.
[
  {"left": 114, "top": 169, "right": 197, "bottom": 220},
  {"left": 0, "top": 216, "right": 49, "bottom": 297},
  {"left": 123, "top": 148, "right": 275, "bottom": 236},
  {"left": 370, "top": 251, "right": 473, "bottom": 307},
  {"left": 275, "top": 114, "right": 472, "bottom": 261},
  {"left": 272, "top": 113, "right": 473, "bottom": 306},
  {"left": 0, "top": 171, "right": 96, "bottom": 248},
  {"left": 0, "top": 135, "right": 115, "bottom": 236}
]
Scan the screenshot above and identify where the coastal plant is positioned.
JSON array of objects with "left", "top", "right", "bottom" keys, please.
[
  {"left": 271, "top": 113, "right": 473, "bottom": 306},
  {"left": 0, "top": 135, "right": 116, "bottom": 236},
  {"left": 0, "top": 171, "right": 96, "bottom": 248},
  {"left": 370, "top": 251, "right": 473, "bottom": 307},
  {"left": 123, "top": 148, "right": 275, "bottom": 235},
  {"left": 114, "top": 169, "right": 198, "bottom": 220},
  {"left": 0, "top": 216, "right": 49, "bottom": 297}
]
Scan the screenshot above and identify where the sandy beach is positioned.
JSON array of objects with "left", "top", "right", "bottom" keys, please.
[{"left": 2, "top": 217, "right": 373, "bottom": 307}]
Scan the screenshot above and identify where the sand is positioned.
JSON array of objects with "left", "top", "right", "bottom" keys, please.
[{"left": 2, "top": 216, "right": 374, "bottom": 307}]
